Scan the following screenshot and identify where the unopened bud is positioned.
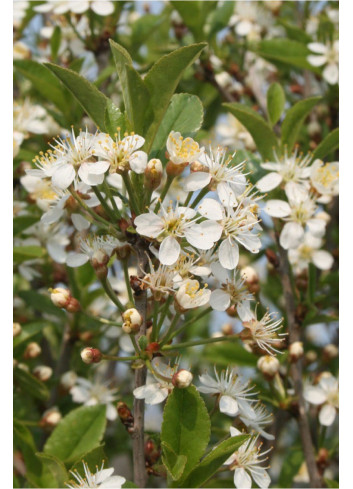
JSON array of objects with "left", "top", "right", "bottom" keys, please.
[
  {"left": 289, "top": 341, "right": 304, "bottom": 362},
  {"left": 172, "top": 369, "right": 193, "bottom": 388},
  {"left": 322, "top": 344, "right": 338, "bottom": 361},
  {"left": 60, "top": 370, "right": 77, "bottom": 390},
  {"left": 40, "top": 408, "right": 62, "bottom": 429},
  {"left": 13, "top": 322, "right": 22, "bottom": 337},
  {"left": 80, "top": 347, "right": 102, "bottom": 364},
  {"left": 122, "top": 308, "right": 142, "bottom": 334},
  {"left": 33, "top": 365, "right": 53, "bottom": 382},
  {"left": 221, "top": 323, "right": 234, "bottom": 336},
  {"left": 257, "top": 355, "right": 280, "bottom": 378},
  {"left": 305, "top": 350, "right": 318, "bottom": 365},
  {"left": 307, "top": 120, "right": 321, "bottom": 137},
  {"left": 241, "top": 266, "right": 260, "bottom": 294},
  {"left": 50, "top": 287, "right": 71, "bottom": 308},
  {"left": 24, "top": 342, "right": 41, "bottom": 359},
  {"left": 144, "top": 158, "right": 163, "bottom": 190},
  {"left": 66, "top": 297, "right": 81, "bottom": 313}
]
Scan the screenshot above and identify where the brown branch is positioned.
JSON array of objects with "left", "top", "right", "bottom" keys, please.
[
  {"left": 131, "top": 242, "right": 149, "bottom": 488},
  {"left": 274, "top": 230, "right": 323, "bottom": 488}
]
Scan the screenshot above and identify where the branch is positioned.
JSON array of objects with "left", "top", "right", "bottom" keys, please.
[
  {"left": 131, "top": 241, "right": 149, "bottom": 488},
  {"left": 274, "top": 230, "right": 323, "bottom": 488}
]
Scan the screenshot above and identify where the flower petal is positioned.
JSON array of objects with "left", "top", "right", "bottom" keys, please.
[
  {"left": 256, "top": 172, "right": 283, "bottom": 192},
  {"left": 319, "top": 404, "right": 336, "bottom": 426},
  {"left": 198, "top": 198, "right": 223, "bottom": 220},
  {"left": 184, "top": 172, "right": 211, "bottom": 191},
  {"left": 52, "top": 164, "right": 75, "bottom": 190},
  {"left": 159, "top": 236, "right": 180, "bottom": 265},
  {"left": 71, "top": 213, "right": 90, "bottom": 231},
  {"left": 323, "top": 63, "right": 339, "bottom": 85},
  {"left": 210, "top": 289, "right": 231, "bottom": 311},
  {"left": 233, "top": 468, "right": 252, "bottom": 489},
  {"left": 129, "top": 151, "right": 148, "bottom": 174},
  {"left": 312, "top": 250, "right": 334, "bottom": 270},
  {"left": 280, "top": 222, "right": 304, "bottom": 249},
  {"left": 219, "top": 238, "right": 239, "bottom": 270},
  {"left": 304, "top": 386, "right": 327, "bottom": 405},
  {"left": 219, "top": 395, "right": 239, "bottom": 416},
  {"left": 264, "top": 200, "right": 291, "bottom": 218}
]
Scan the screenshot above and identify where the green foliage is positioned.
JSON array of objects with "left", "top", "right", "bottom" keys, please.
[
  {"left": 45, "top": 63, "right": 110, "bottom": 130},
  {"left": 313, "top": 128, "right": 339, "bottom": 160},
  {"left": 278, "top": 447, "right": 304, "bottom": 487},
  {"left": 223, "top": 103, "right": 278, "bottom": 160},
  {"left": 36, "top": 453, "right": 68, "bottom": 488},
  {"left": 18, "top": 290, "right": 66, "bottom": 319},
  {"left": 267, "top": 82, "right": 286, "bottom": 126},
  {"left": 104, "top": 100, "right": 127, "bottom": 138},
  {"left": 50, "top": 26, "right": 62, "bottom": 62},
  {"left": 14, "top": 367, "right": 50, "bottom": 401},
  {"left": 151, "top": 93, "right": 204, "bottom": 160},
  {"left": 161, "top": 386, "right": 211, "bottom": 484},
  {"left": 44, "top": 405, "right": 107, "bottom": 464},
  {"left": 203, "top": 342, "right": 258, "bottom": 367},
  {"left": 13, "top": 215, "right": 39, "bottom": 236},
  {"left": 180, "top": 435, "right": 249, "bottom": 488},
  {"left": 13, "top": 321, "right": 44, "bottom": 348},
  {"left": 13, "top": 245, "right": 46, "bottom": 263},
  {"left": 281, "top": 96, "right": 322, "bottom": 152}
]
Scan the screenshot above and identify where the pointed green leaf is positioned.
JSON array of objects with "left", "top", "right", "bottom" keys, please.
[
  {"left": 278, "top": 447, "right": 304, "bottom": 487},
  {"left": 162, "top": 442, "right": 187, "bottom": 481},
  {"left": 170, "top": 2, "right": 205, "bottom": 40},
  {"left": 144, "top": 42, "right": 207, "bottom": 151},
  {"left": 161, "top": 385, "right": 210, "bottom": 483},
  {"left": 180, "top": 435, "right": 249, "bottom": 488},
  {"left": 14, "top": 60, "right": 71, "bottom": 117},
  {"left": 69, "top": 445, "right": 107, "bottom": 476},
  {"left": 281, "top": 96, "right": 322, "bottom": 152},
  {"left": 13, "top": 245, "right": 46, "bottom": 263},
  {"left": 13, "top": 216, "right": 39, "bottom": 236},
  {"left": 313, "top": 128, "right": 339, "bottom": 160},
  {"left": 223, "top": 103, "right": 278, "bottom": 160},
  {"left": 267, "top": 82, "right": 285, "bottom": 126},
  {"left": 104, "top": 100, "right": 127, "bottom": 138},
  {"left": 151, "top": 93, "right": 204, "bottom": 160},
  {"left": 44, "top": 405, "right": 107, "bottom": 463},
  {"left": 36, "top": 453, "right": 68, "bottom": 488},
  {"left": 45, "top": 63, "right": 110, "bottom": 130}
]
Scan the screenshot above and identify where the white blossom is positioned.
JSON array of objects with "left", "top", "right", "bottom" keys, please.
[
  {"left": 304, "top": 374, "right": 338, "bottom": 426},
  {"left": 166, "top": 131, "right": 203, "bottom": 165},
  {"left": 288, "top": 233, "right": 334, "bottom": 273},
  {"left": 70, "top": 377, "right": 118, "bottom": 421},
  {"left": 133, "top": 358, "right": 179, "bottom": 405},
  {"left": 310, "top": 159, "right": 339, "bottom": 203},
  {"left": 66, "top": 461, "right": 126, "bottom": 489},
  {"left": 175, "top": 279, "right": 211, "bottom": 309},
  {"left": 307, "top": 41, "right": 339, "bottom": 85},
  {"left": 66, "top": 235, "right": 121, "bottom": 267},
  {"left": 239, "top": 402, "right": 274, "bottom": 440}
]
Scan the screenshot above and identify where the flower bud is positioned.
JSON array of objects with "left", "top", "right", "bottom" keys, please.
[
  {"left": 24, "top": 342, "right": 41, "bottom": 359},
  {"left": 40, "top": 408, "right": 62, "bottom": 429},
  {"left": 50, "top": 287, "right": 71, "bottom": 308},
  {"left": 305, "top": 350, "right": 318, "bottom": 365},
  {"left": 80, "top": 347, "right": 102, "bottom": 364},
  {"left": 13, "top": 322, "right": 22, "bottom": 337},
  {"left": 257, "top": 355, "right": 280, "bottom": 378},
  {"left": 33, "top": 365, "right": 53, "bottom": 382},
  {"left": 144, "top": 159, "right": 163, "bottom": 190},
  {"left": 289, "top": 341, "right": 304, "bottom": 362},
  {"left": 66, "top": 297, "right": 81, "bottom": 313},
  {"left": 172, "top": 369, "right": 193, "bottom": 388},
  {"left": 322, "top": 343, "right": 338, "bottom": 361},
  {"left": 241, "top": 266, "right": 260, "bottom": 294},
  {"left": 60, "top": 370, "right": 77, "bottom": 390},
  {"left": 166, "top": 160, "right": 187, "bottom": 176},
  {"left": 221, "top": 323, "right": 234, "bottom": 336},
  {"left": 122, "top": 308, "right": 142, "bottom": 334}
]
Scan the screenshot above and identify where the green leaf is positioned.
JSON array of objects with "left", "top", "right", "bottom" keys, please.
[
  {"left": 281, "top": 96, "right": 322, "bottom": 152},
  {"left": 249, "top": 39, "right": 320, "bottom": 72},
  {"left": 14, "top": 367, "right": 50, "bottom": 401},
  {"left": 36, "top": 453, "right": 68, "bottom": 488},
  {"left": 14, "top": 419, "right": 44, "bottom": 483},
  {"left": 109, "top": 40, "right": 151, "bottom": 134},
  {"left": 14, "top": 60, "right": 71, "bottom": 117},
  {"left": 13, "top": 321, "right": 44, "bottom": 348},
  {"left": 278, "top": 20, "right": 312, "bottom": 44},
  {"left": 151, "top": 93, "right": 204, "bottom": 159},
  {"left": 313, "top": 128, "right": 339, "bottom": 160},
  {"left": 223, "top": 103, "right": 278, "bottom": 160},
  {"left": 13, "top": 245, "right": 46, "bottom": 264},
  {"left": 104, "top": 100, "right": 127, "bottom": 138},
  {"left": 45, "top": 63, "right": 110, "bottom": 130},
  {"left": 161, "top": 385, "right": 210, "bottom": 483},
  {"left": 267, "top": 82, "right": 285, "bottom": 126},
  {"left": 50, "top": 26, "right": 61, "bottom": 62},
  {"left": 69, "top": 445, "right": 107, "bottom": 476},
  {"left": 181, "top": 435, "right": 249, "bottom": 488},
  {"left": 204, "top": 342, "right": 257, "bottom": 367},
  {"left": 13, "top": 215, "right": 39, "bottom": 236},
  {"left": 144, "top": 42, "right": 207, "bottom": 151},
  {"left": 324, "top": 478, "right": 339, "bottom": 488},
  {"left": 44, "top": 405, "right": 107, "bottom": 464},
  {"left": 206, "top": 1, "right": 235, "bottom": 38},
  {"left": 278, "top": 447, "right": 304, "bottom": 487},
  {"left": 162, "top": 442, "right": 187, "bottom": 481},
  {"left": 170, "top": 1, "right": 205, "bottom": 40}
]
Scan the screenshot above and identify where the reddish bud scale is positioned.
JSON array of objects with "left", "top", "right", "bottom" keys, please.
[
  {"left": 265, "top": 249, "right": 280, "bottom": 268},
  {"left": 166, "top": 160, "right": 188, "bottom": 176},
  {"left": 81, "top": 347, "right": 102, "bottom": 364}
]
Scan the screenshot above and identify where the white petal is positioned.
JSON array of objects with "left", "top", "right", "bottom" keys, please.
[
  {"left": 211, "top": 262, "right": 229, "bottom": 282},
  {"left": 264, "top": 200, "right": 291, "bottom": 218},
  {"left": 198, "top": 198, "right": 223, "bottom": 220},
  {"left": 184, "top": 172, "right": 211, "bottom": 191},
  {"left": 308, "top": 42, "right": 328, "bottom": 54},
  {"left": 236, "top": 233, "right": 261, "bottom": 254},
  {"left": 52, "top": 164, "right": 75, "bottom": 190},
  {"left": 307, "top": 54, "right": 327, "bottom": 67},
  {"left": 319, "top": 404, "right": 336, "bottom": 426},
  {"left": 256, "top": 172, "right": 283, "bottom": 192},
  {"left": 95, "top": 468, "right": 115, "bottom": 484},
  {"left": 186, "top": 222, "right": 222, "bottom": 250},
  {"left": 210, "top": 289, "right": 231, "bottom": 311},
  {"left": 280, "top": 222, "right": 304, "bottom": 249},
  {"left": 41, "top": 207, "right": 64, "bottom": 225},
  {"left": 261, "top": 162, "right": 281, "bottom": 171},
  {"left": 312, "top": 250, "right": 334, "bottom": 270},
  {"left": 106, "top": 403, "right": 118, "bottom": 421},
  {"left": 252, "top": 469, "right": 271, "bottom": 489},
  {"left": 47, "top": 241, "right": 66, "bottom": 264},
  {"left": 134, "top": 213, "right": 163, "bottom": 238},
  {"left": 71, "top": 213, "right": 90, "bottom": 231},
  {"left": 307, "top": 218, "right": 326, "bottom": 237},
  {"left": 304, "top": 386, "right": 327, "bottom": 405},
  {"left": 237, "top": 301, "right": 254, "bottom": 322},
  {"left": 323, "top": 63, "right": 339, "bottom": 85},
  {"left": 217, "top": 182, "right": 237, "bottom": 207},
  {"left": 176, "top": 206, "right": 196, "bottom": 220},
  {"left": 159, "top": 236, "right": 180, "bottom": 265},
  {"left": 91, "top": 1, "right": 114, "bottom": 16},
  {"left": 219, "top": 395, "right": 239, "bottom": 416},
  {"left": 233, "top": 468, "right": 252, "bottom": 489},
  {"left": 219, "top": 238, "right": 239, "bottom": 270},
  {"left": 236, "top": 19, "right": 253, "bottom": 36},
  {"left": 129, "top": 151, "right": 148, "bottom": 174},
  {"left": 66, "top": 252, "right": 89, "bottom": 267},
  {"left": 100, "top": 476, "right": 126, "bottom": 488}
]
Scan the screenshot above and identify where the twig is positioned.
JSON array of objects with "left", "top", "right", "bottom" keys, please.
[{"left": 274, "top": 230, "right": 323, "bottom": 488}]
